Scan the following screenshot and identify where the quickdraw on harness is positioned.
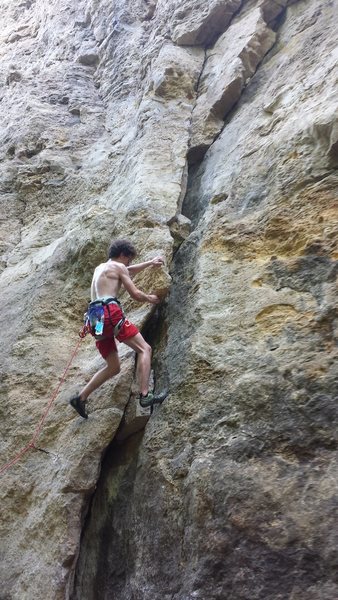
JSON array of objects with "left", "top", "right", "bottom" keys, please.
[{"left": 79, "top": 297, "right": 125, "bottom": 340}]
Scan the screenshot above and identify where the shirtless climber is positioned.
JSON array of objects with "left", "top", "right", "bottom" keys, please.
[{"left": 69, "top": 239, "right": 167, "bottom": 419}]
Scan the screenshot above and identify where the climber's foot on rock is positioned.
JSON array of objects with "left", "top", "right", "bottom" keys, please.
[
  {"left": 139, "top": 390, "right": 168, "bottom": 408},
  {"left": 69, "top": 394, "right": 88, "bottom": 419}
]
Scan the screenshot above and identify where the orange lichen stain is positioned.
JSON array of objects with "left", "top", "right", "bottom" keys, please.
[
  {"left": 202, "top": 187, "right": 338, "bottom": 261},
  {"left": 308, "top": 365, "right": 327, "bottom": 377},
  {"left": 255, "top": 304, "right": 314, "bottom": 335},
  {"left": 286, "top": 150, "right": 299, "bottom": 160},
  {"left": 251, "top": 277, "right": 263, "bottom": 287}
]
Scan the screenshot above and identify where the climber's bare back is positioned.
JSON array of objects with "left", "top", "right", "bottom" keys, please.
[{"left": 91, "top": 260, "right": 125, "bottom": 301}]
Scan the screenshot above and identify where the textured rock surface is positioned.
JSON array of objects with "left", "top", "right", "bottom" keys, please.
[
  {"left": 0, "top": 0, "right": 337, "bottom": 599},
  {"left": 188, "top": 2, "right": 277, "bottom": 163}
]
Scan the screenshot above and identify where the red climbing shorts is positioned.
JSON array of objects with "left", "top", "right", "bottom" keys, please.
[{"left": 95, "top": 303, "right": 139, "bottom": 359}]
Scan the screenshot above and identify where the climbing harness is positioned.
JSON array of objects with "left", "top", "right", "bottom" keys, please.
[
  {"left": 0, "top": 337, "right": 83, "bottom": 476},
  {"left": 80, "top": 297, "right": 126, "bottom": 340}
]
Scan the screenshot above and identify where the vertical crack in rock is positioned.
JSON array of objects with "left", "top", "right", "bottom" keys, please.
[
  {"left": 182, "top": 0, "right": 296, "bottom": 227},
  {"left": 71, "top": 431, "right": 146, "bottom": 600},
  {"left": 187, "top": 0, "right": 290, "bottom": 166},
  {"left": 71, "top": 304, "right": 169, "bottom": 599}
]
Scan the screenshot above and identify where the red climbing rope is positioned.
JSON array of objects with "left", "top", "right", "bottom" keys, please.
[{"left": 0, "top": 337, "right": 83, "bottom": 476}]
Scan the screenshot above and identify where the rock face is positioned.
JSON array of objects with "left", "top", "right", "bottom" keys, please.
[{"left": 0, "top": 0, "right": 337, "bottom": 599}]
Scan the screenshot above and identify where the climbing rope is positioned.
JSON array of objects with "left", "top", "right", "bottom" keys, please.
[{"left": 0, "top": 337, "right": 83, "bottom": 476}]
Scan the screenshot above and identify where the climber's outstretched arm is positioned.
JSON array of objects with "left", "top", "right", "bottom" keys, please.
[{"left": 127, "top": 256, "right": 164, "bottom": 276}]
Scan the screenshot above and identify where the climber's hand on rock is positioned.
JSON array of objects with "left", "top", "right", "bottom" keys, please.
[
  {"left": 151, "top": 256, "right": 164, "bottom": 268},
  {"left": 147, "top": 294, "right": 160, "bottom": 304}
]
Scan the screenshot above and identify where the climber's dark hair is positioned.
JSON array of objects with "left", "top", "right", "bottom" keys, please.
[{"left": 108, "top": 239, "right": 137, "bottom": 260}]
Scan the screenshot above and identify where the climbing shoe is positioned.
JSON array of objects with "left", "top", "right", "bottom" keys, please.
[
  {"left": 139, "top": 390, "right": 168, "bottom": 408},
  {"left": 70, "top": 394, "right": 88, "bottom": 419}
]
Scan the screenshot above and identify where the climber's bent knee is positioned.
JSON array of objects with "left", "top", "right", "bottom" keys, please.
[{"left": 123, "top": 333, "right": 151, "bottom": 355}]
